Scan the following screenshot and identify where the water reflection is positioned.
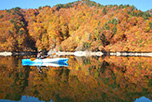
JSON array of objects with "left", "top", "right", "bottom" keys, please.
[
  {"left": 0, "top": 95, "right": 52, "bottom": 102},
  {"left": 0, "top": 56, "right": 152, "bottom": 102},
  {"left": 135, "top": 96, "right": 152, "bottom": 102}
]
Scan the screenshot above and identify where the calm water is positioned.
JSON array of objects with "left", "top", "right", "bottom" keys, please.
[{"left": 0, "top": 56, "right": 152, "bottom": 102}]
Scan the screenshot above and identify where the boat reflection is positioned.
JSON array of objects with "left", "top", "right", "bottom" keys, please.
[
  {"left": 22, "top": 62, "right": 69, "bottom": 67},
  {"left": 22, "top": 58, "right": 69, "bottom": 73},
  {"left": 23, "top": 62, "right": 69, "bottom": 73}
]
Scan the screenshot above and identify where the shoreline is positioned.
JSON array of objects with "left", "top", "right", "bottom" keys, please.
[
  {"left": 0, "top": 51, "right": 152, "bottom": 57},
  {"left": 57, "top": 51, "right": 152, "bottom": 57},
  {"left": 0, "top": 52, "right": 36, "bottom": 56},
  {"left": 0, "top": 52, "right": 12, "bottom": 56}
]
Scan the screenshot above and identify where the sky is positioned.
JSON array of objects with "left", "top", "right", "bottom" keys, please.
[{"left": 0, "top": 0, "right": 152, "bottom": 12}]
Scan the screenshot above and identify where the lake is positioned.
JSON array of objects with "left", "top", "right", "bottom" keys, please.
[{"left": 0, "top": 56, "right": 152, "bottom": 102}]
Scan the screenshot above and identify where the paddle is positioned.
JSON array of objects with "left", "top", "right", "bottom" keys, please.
[
  {"left": 31, "top": 58, "right": 36, "bottom": 61},
  {"left": 52, "top": 53, "right": 56, "bottom": 56},
  {"left": 47, "top": 48, "right": 56, "bottom": 57}
]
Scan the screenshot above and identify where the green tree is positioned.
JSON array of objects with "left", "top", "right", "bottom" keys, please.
[
  {"left": 102, "top": 7, "right": 107, "bottom": 15},
  {"left": 113, "top": 26, "right": 117, "bottom": 34}
]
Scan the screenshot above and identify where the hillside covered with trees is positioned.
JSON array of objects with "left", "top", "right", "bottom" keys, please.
[{"left": 0, "top": 0, "right": 152, "bottom": 52}]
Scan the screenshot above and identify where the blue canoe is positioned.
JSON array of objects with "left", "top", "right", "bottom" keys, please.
[{"left": 22, "top": 58, "right": 69, "bottom": 67}]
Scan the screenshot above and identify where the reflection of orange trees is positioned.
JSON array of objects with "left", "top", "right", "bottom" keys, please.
[
  {"left": 0, "top": 57, "right": 30, "bottom": 100},
  {"left": 65, "top": 57, "right": 152, "bottom": 101},
  {"left": 105, "top": 56, "right": 152, "bottom": 79},
  {"left": 0, "top": 56, "right": 151, "bottom": 101},
  {"left": 104, "top": 56, "right": 152, "bottom": 92},
  {"left": 24, "top": 57, "right": 151, "bottom": 101},
  {"left": 0, "top": 57, "right": 15, "bottom": 99}
]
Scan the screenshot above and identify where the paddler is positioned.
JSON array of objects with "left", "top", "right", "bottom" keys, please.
[
  {"left": 37, "top": 50, "right": 44, "bottom": 59},
  {"left": 37, "top": 50, "right": 44, "bottom": 74}
]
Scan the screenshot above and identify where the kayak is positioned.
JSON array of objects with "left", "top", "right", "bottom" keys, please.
[{"left": 22, "top": 58, "right": 69, "bottom": 66}]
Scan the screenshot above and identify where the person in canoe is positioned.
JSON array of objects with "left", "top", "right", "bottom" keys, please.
[
  {"left": 37, "top": 49, "right": 56, "bottom": 59},
  {"left": 37, "top": 50, "right": 44, "bottom": 73},
  {"left": 37, "top": 50, "right": 49, "bottom": 74},
  {"left": 37, "top": 50, "right": 45, "bottom": 59}
]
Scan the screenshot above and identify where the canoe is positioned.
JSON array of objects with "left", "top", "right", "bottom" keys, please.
[{"left": 22, "top": 58, "right": 69, "bottom": 66}]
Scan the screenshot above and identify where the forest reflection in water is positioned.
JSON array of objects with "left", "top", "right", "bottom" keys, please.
[{"left": 0, "top": 56, "right": 151, "bottom": 102}]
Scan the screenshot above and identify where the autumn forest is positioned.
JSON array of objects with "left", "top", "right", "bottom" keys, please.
[
  {"left": 0, "top": 1, "right": 152, "bottom": 101},
  {"left": 0, "top": 0, "right": 152, "bottom": 52}
]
